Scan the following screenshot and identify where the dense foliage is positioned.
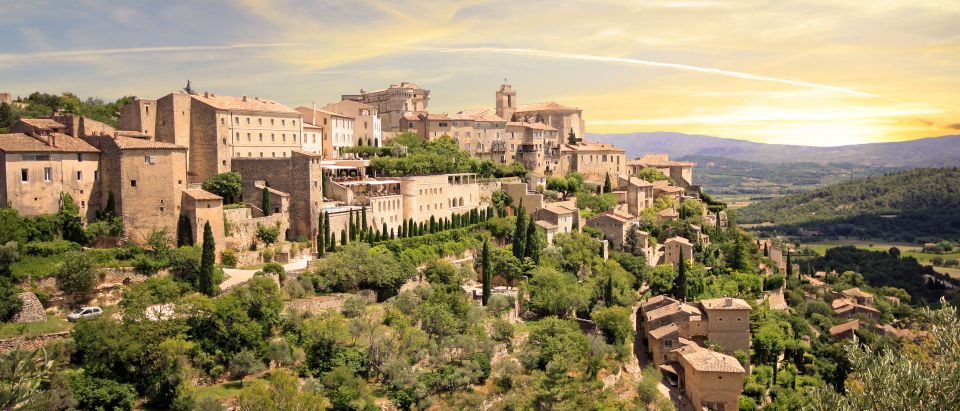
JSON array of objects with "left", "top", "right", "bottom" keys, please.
[
  {"left": 0, "top": 92, "right": 130, "bottom": 132},
  {"left": 370, "top": 133, "right": 526, "bottom": 178},
  {"left": 739, "top": 168, "right": 960, "bottom": 242}
]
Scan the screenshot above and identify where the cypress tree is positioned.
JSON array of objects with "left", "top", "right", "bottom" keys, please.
[
  {"left": 176, "top": 214, "right": 193, "bottom": 247},
  {"left": 605, "top": 272, "right": 614, "bottom": 306},
  {"left": 675, "top": 260, "right": 687, "bottom": 301},
  {"left": 340, "top": 229, "right": 347, "bottom": 245},
  {"left": 348, "top": 209, "right": 356, "bottom": 240},
  {"left": 324, "top": 212, "right": 331, "bottom": 250},
  {"left": 524, "top": 215, "right": 540, "bottom": 264},
  {"left": 382, "top": 222, "right": 388, "bottom": 239},
  {"left": 481, "top": 239, "right": 491, "bottom": 306},
  {"left": 366, "top": 229, "right": 373, "bottom": 244},
  {"left": 400, "top": 221, "right": 406, "bottom": 238},
  {"left": 487, "top": 206, "right": 494, "bottom": 221},
  {"left": 430, "top": 216, "right": 437, "bottom": 233},
  {"left": 374, "top": 230, "right": 381, "bottom": 242},
  {"left": 317, "top": 213, "right": 325, "bottom": 255},
  {"left": 420, "top": 221, "right": 426, "bottom": 235},
  {"left": 198, "top": 222, "right": 216, "bottom": 296},
  {"left": 409, "top": 219, "right": 416, "bottom": 236},
  {"left": 390, "top": 228, "right": 395, "bottom": 239},
  {"left": 361, "top": 206, "right": 368, "bottom": 230},
  {"left": 786, "top": 249, "right": 793, "bottom": 279},
  {"left": 513, "top": 202, "right": 526, "bottom": 259},
  {"left": 261, "top": 186, "right": 271, "bottom": 216},
  {"left": 603, "top": 172, "right": 612, "bottom": 193}
]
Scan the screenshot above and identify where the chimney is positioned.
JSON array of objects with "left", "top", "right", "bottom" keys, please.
[
  {"left": 204, "top": 92, "right": 209, "bottom": 98},
  {"left": 242, "top": 96, "right": 248, "bottom": 102}
]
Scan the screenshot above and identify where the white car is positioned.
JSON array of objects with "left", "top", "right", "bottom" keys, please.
[{"left": 67, "top": 306, "right": 102, "bottom": 322}]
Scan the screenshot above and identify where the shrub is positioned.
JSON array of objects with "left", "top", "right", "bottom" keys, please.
[
  {"left": 591, "top": 306, "right": 634, "bottom": 346},
  {"left": 765, "top": 274, "right": 785, "bottom": 290},
  {"left": 56, "top": 251, "right": 98, "bottom": 295},
  {"left": 220, "top": 250, "right": 237, "bottom": 268},
  {"left": 342, "top": 295, "right": 367, "bottom": 318},
  {"left": 491, "top": 318, "right": 514, "bottom": 345},
  {"left": 132, "top": 254, "right": 166, "bottom": 275},
  {"left": 283, "top": 278, "right": 306, "bottom": 299},
  {"left": 23, "top": 240, "right": 80, "bottom": 256},
  {"left": 262, "top": 262, "right": 285, "bottom": 284},
  {"left": 261, "top": 248, "right": 274, "bottom": 263},
  {"left": 67, "top": 373, "right": 137, "bottom": 411},
  {"left": 487, "top": 293, "right": 514, "bottom": 316}
]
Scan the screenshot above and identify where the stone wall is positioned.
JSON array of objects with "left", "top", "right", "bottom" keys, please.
[
  {"left": 10, "top": 293, "right": 45, "bottom": 323},
  {"left": 224, "top": 207, "right": 289, "bottom": 250},
  {"left": 0, "top": 331, "right": 71, "bottom": 353}
]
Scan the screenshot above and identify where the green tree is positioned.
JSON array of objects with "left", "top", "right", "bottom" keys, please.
[
  {"left": 482, "top": 239, "right": 491, "bottom": 306},
  {"left": 591, "top": 306, "right": 634, "bottom": 346},
  {"left": 362, "top": 206, "right": 368, "bottom": 230},
  {"left": 261, "top": 186, "right": 271, "bottom": 216},
  {"left": 603, "top": 173, "right": 612, "bottom": 193},
  {"left": 202, "top": 172, "right": 242, "bottom": 204},
  {"left": 176, "top": 214, "right": 193, "bottom": 247},
  {"left": 673, "top": 260, "right": 687, "bottom": 301},
  {"left": 56, "top": 251, "right": 97, "bottom": 296},
  {"left": 0, "top": 348, "right": 55, "bottom": 410},
  {"left": 524, "top": 215, "right": 541, "bottom": 264},
  {"left": 317, "top": 213, "right": 326, "bottom": 256},
  {"left": 513, "top": 202, "right": 526, "bottom": 259},
  {"left": 58, "top": 193, "right": 88, "bottom": 244},
  {"left": 492, "top": 189, "right": 512, "bottom": 217},
  {"left": 198, "top": 222, "right": 217, "bottom": 296},
  {"left": 255, "top": 223, "right": 280, "bottom": 246},
  {"left": 526, "top": 267, "right": 584, "bottom": 318},
  {"left": 237, "top": 369, "right": 328, "bottom": 411},
  {"left": 229, "top": 350, "right": 264, "bottom": 387},
  {"left": 647, "top": 265, "right": 678, "bottom": 296},
  {"left": 567, "top": 128, "right": 577, "bottom": 145}
]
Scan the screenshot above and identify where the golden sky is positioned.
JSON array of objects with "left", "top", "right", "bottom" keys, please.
[{"left": 1, "top": 0, "right": 958, "bottom": 146}]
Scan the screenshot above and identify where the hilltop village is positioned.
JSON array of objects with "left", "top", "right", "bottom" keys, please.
[{"left": 0, "top": 84, "right": 949, "bottom": 410}]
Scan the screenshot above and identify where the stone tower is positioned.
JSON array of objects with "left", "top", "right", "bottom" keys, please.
[{"left": 495, "top": 83, "right": 516, "bottom": 121}]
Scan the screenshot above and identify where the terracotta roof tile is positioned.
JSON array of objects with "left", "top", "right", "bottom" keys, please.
[
  {"left": 183, "top": 189, "right": 223, "bottom": 201},
  {"left": 830, "top": 319, "right": 860, "bottom": 335},
  {"left": 112, "top": 135, "right": 187, "bottom": 150},
  {"left": 699, "top": 297, "right": 751, "bottom": 310},
  {"left": 19, "top": 118, "right": 65, "bottom": 130},
  {"left": 193, "top": 94, "right": 298, "bottom": 114},
  {"left": 0, "top": 133, "right": 99, "bottom": 153},
  {"left": 677, "top": 345, "right": 745, "bottom": 373},
  {"left": 649, "top": 323, "right": 679, "bottom": 339},
  {"left": 515, "top": 101, "right": 580, "bottom": 112}
]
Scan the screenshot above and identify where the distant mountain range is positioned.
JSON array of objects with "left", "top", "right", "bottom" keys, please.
[{"left": 588, "top": 132, "right": 960, "bottom": 168}]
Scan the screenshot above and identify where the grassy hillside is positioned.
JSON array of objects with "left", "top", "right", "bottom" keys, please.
[
  {"left": 738, "top": 168, "right": 960, "bottom": 242},
  {"left": 683, "top": 155, "right": 898, "bottom": 195}
]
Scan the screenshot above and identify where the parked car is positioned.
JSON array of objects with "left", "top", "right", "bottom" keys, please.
[{"left": 67, "top": 306, "right": 102, "bottom": 322}]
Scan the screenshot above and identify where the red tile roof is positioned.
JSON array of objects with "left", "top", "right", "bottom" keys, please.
[
  {"left": 0, "top": 133, "right": 99, "bottom": 153},
  {"left": 515, "top": 101, "right": 580, "bottom": 112},
  {"left": 112, "top": 135, "right": 187, "bottom": 150},
  {"left": 193, "top": 93, "right": 298, "bottom": 114},
  {"left": 19, "top": 118, "right": 65, "bottom": 130}
]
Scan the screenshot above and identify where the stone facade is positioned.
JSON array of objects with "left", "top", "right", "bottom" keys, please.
[
  {"left": 619, "top": 175, "right": 653, "bottom": 216},
  {"left": 181, "top": 189, "right": 225, "bottom": 254},
  {"left": 663, "top": 236, "right": 694, "bottom": 267},
  {"left": 323, "top": 100, "right": 382, "bottom": 147},
  {"left": 231, "top": 151, "right": 324, "bottom": 241},
  {"left": 224, "top": 207, "right": 289, "bottom": 251},
  {"left": 119, "top": 92, "right": 303, "bottom": 183},
  {"left": 586, "top": 211, "right": 636, "bottom": 250},
  {"left": 670, "top": 343, "right": 746, "bottom": 411},
  {"left": 399, "top": 173, "right": 481, "bottom": 224},
  {"left": 342, "top": 82, "right": 429, "bottom": 133},
  {"left": 83, "top": 134, "right": 188, "bottom": 244},
  {"left": 627, "top": 154, "right": 695, "bottom": 189},
  {"left": 296, "top": 107, "right": 354, "bottom": 158},
  {"left": 0, "top": 126, "right": 100, "bottom": 219}
]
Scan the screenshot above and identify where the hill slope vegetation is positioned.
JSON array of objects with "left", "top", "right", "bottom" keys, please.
[{"left": 737, "top": 168, "right": 960, "bottom": 242}]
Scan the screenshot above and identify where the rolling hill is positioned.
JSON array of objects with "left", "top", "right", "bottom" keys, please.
[
  {"left": 679, "top": 155, "right": 899, "bottom": 195},
  {"left": 736, "top": 168, "right": 960, "bottom": 242},
  {"left": 588, "top": 132, "right": 960, "bottom": 168}
]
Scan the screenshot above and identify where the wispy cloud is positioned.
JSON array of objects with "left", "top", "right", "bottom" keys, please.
[
  {"left": 412, "top": 46, "right": 879, "bottom": 97},
  {"left": 0, "top": 43, "right": 301, "bottom": 63}
]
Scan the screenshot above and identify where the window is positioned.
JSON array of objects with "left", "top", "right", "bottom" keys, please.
[
  {"left": 131, "top": 180, "right": 137, "bottom": 187},
  {"left": 94, "top": 170, "right": 99, "bottom": 181},
  {"left": 77, "top": 153, "right": 83, "bottom": 161},
  {"left": 221, "top": 118, "right": 226, "bottom": 125},
  {"left": 145, "top": 156, "right": 156, "bottom": 165},
  {"left": 258, "top": 118, "right": 262, "bottom": 125},
  {"left": 43, "top": 167, "right": 52, "bottom": 181},
  {"left": 246, "top": 117, "right": 250, "bottom": 125},
  {"left": 282, "top": 119, "right": 286, "bottom": 126},
  {"left": 222, "top": 138, "right": 226, "bottom": 145},
  {"left": 234, "top": 116, "right": 239, "bottom": 124},
  {"left": 76, "top": 171, "right": 82, "bottom": 181},
  {"left": 20, "top": 169, "right": 28, "bottom": 182}
]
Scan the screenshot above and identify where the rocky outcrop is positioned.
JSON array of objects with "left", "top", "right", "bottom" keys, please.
[{"left": 10, "top": 292, "right": 45, "bottom": 323}]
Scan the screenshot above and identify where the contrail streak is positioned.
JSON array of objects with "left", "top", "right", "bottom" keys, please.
[
  {"left": 412, "top": 46, "right": 877, "bottom": 97},
  {"left": 0, "top": 43, "right": 301, "bottom": 63}
]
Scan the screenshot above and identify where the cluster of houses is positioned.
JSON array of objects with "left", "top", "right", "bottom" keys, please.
[{"left": 1, "top": 81, "right": 756, "bottom": 408}]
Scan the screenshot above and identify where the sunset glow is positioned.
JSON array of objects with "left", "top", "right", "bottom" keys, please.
[{"left": 1, "top": 0, "right": 957, "bottom": 145}]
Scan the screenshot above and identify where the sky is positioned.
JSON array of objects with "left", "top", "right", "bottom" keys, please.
[{"left": 1, "top": 0, "right": 958, "bottom": 146}]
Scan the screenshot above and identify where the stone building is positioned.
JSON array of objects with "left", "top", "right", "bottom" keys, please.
[
  {"left": 119, "top": 92, "right": 303, "bottom": 183},
  {"left": 628, "top": 154, "right": 695, "bottom": 189},
  {"left": 536, "top": 204, "right": 579, "bottom": 239},
  {"left": 586, "top": 211, "right": 636, "bottom": 250},
  {"left": 501, "top": 181, "right": 544, "bottom": 212},
  {"left": 323, "top": 100, "right": 382, "bottom": 147},
  {"left": 618, "top": 175, "right": 654, "bottom": 216},
  {"left": 553, "top": 141, "right": 625, "bottom": 182},
  {"left": 296, "top": 107, "right": 354, "bottom": 158},
  {"left": 640, "top": 295, "right": 751, "bottom": 362},
  {"left": 399, "top": 173, "right": 481, "bottom": 224},
  {"left": 0, "top": 92, "right": 11, "bottom": 104},
  {"left": 82, "top": 132, "right": 188, "bottom": 244},
  {"left": 663, "top": 236, "right": 694, "bottom": 267},
  {"left": 230, "top": 151, "right": 324, "bottom": 241},
  {"left": 667, "top": 342, "right": 746, "bottom": 411},
  {"left": 342, "top": 82, "right": 429, "bottom": 133},
  {"left": 0, "top": 119, "right": 100, "bottom": 219},
  {"left": 323, "top": 165, "right": 403, "bottom": 235},
  {"left": 181, "top": 188, "right": 225, "bottom": 254}
]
